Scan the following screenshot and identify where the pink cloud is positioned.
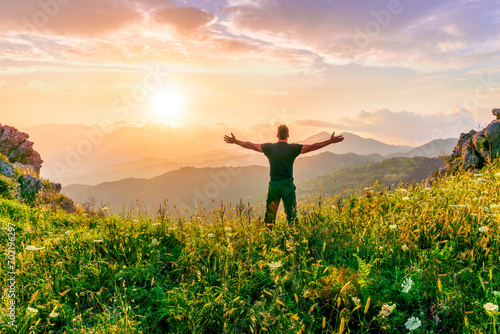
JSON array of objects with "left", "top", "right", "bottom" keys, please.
[
  {"left": 152, "top": 6, "right": 215, "bottom": 34},
  {"left": 0, "top": 0, "right": 140, "bottom": 36}
]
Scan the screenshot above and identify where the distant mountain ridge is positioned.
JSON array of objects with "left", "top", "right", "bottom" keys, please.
[
  {"left": 63, "top": 152, "right": 386, "bottom": 210},
  {"left": 59, "top": 132, "right": 438, "bottom": 185}
]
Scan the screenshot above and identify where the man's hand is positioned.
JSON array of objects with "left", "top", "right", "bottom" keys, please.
[
  {"left": 330, "top": 132, "right": 344, "bottom": 144},
  {"left": 224, "top": 133, "right": 238, "bottom": 144}
]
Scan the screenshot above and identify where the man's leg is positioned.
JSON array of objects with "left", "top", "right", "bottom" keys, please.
[
  {"left": 282, "top": 180, "right": 298, "bottom": 225},
  {"left": 264, "top": 181, "right": 280, "bottom": 228}
]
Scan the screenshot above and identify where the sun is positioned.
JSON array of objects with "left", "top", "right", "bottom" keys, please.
[{"left": 151, "top": 88, "right": 185, "bottom": 125}]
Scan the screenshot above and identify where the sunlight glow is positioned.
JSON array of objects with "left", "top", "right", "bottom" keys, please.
[{"left": 151, "top": 87, "right": 185, "bottom": 126}]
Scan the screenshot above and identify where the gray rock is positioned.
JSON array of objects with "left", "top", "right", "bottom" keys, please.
[
  {"left": 439, "top": 119, "right": 500, "bottom": 176},
  {"left": 0, "top": 161, "right": 15, "bottom": 178},
  {"left": 493, "top": 108, "right": 500, "bottom": 119},
  {"left": 61, "top": 200, "right": 76, "bottom": 213},
  {"left": 50, "top": 182, "right": 62, "bottom": 192},
  {"left": 18, "top": 174, "right": 43, "bottom": 201},
  {"left": 0, "top": 124, "right": 43, "bottom": 172}
]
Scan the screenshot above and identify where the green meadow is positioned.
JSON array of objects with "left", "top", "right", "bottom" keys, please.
[{"left": 1, "top": 161, "right": 499, "bottom": 333}]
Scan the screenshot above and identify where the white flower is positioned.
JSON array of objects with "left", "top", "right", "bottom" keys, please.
[
  {"left": 93, "top": 240, "right": 104, "bottom": 243},
  {"left": 424, "top": 187, "right": 431, "bottom": 191},
  {"left": 405, "top": 316, "right": 422, "bottom": 331},
  {"left": 478, "top": 226, "right": 489, "bottom": 233},
  {"left": 151, "top": 238, "right": 159, "bottom": 246},
  {"left": 207, "top": 233, "right": 215, "bottom": 238},
  {"left": 398, "top": 189, "right": 408, "bottom": 193},
  {"left": 401, "top": 277, "right": 413, "bottom": 293},
  {"left": 402, "top": 244, "right": 409, "bottom": 251},
  {"left": 49, "top": 311, "right": 59, "bottom": 318},
  {"left": 402, "top": 196, "right": 410, "bottom": 201},
  {"left": 484, "top": 303, "right": 499, "bottom": 315},
  {"left": 152, "top": 223, "right": 160, "bottom": 226},
  {"left": 65, "top": 231, "right": 71, "bottom": 235},
  {"left": 26, "top": 245, "right": 45, "bottom": 251},
  {"left": 268, "top": 261, "right": 282, "bottom": 269},
  {"left": 352, "top": 297, "right": 361, "bottom": 306},
  {"left": 449, "top": 204, "right": 467, "bottom": 208},
  {"left": 389, "top": 224, "right": 398, "bottom": 230},
  {"left": 27, "top": 307, "right": 38, "bottom": 317},
  {"left": 378, "top": 303, "right": 396, "bottom": 318}
]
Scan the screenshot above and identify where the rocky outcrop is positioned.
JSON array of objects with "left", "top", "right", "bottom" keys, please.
[
  {"left": 0, "top": 124, "right": 75, "bottom": 212},
  {"left": 0, "top": 124, "right": 43, "bottom": 173},
  {"left": 438, "top": 108, "right": 500, "bottom": 176}
]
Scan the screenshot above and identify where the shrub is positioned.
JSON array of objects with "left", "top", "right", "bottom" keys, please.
[{"left": 0, "top": 174, "right": 18, "bottom": 200}]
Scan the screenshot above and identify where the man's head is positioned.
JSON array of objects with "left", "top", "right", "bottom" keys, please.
[{"left": 277, "top": 125, "right": 289, "bottom": 140}]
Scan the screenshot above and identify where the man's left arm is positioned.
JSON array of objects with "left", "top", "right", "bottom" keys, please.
[{"left": 300, "top": 132, "right": 344, "bottom": 154}]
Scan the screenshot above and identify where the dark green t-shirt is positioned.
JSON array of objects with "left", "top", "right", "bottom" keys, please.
[{"left": 261, "top": 142, "right": 303, "bottom": 181}]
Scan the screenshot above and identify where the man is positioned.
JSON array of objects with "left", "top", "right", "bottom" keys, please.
[{"left": 224, "top": 125, "right": 344, "bottom": 227}]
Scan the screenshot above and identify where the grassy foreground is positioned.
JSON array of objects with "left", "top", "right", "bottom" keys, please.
[{"left": 1, "top": 161, "right": 500, "bottom": 333}]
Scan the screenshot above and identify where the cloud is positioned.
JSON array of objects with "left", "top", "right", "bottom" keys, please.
[
  {"left": 296, "top": 106, "right": 484, "bottom": 144},
  {"left": 0, "top": 0, "right": 141, "bottom": 36},
  {"left": 221, "top": 0, "right": 500, "bottom": 72},
  {"left": 152, "top": 6, "right": 215, "bottom": 34}
]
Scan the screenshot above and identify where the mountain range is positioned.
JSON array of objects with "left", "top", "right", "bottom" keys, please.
[{"left": 59, "top": 132, "right": 456, "bottom": 185}]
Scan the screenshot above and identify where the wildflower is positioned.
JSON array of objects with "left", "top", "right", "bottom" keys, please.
[
  {"left": 402, "top": 196, "right": 410, "bottom": 201},
  {"left": 453, "top": 274, "right": 458, "bottom": 278},
  {"left": 93, "top": 240, "right": 104, "bottom": 243},
  {"left": 389, "top": 224, "right": 398, "bottom": 230},
  {"left": 26, "top": 245, "right": 45, "bottom": 251},
  {"left": 424, "top": 187, "right": 431, "bottom": 191},
  {"left": 401, "top": 277, "right": 413, "bottom": 293},
  {"left": 478, "top": 226, "right": 489, "bottom": 233},
  {"left": 65, "top": 231, "right": 71, "bottom": 235},
  {"left": 352, "top": 297, "right": 361, "bottom": 306},
  {"left": 49, "top": 311, "right": 59, "bottom": 318},
  {"left": 405, "top": 316, "right": 422, "bottom": 331},
  {"left": 207, "top": 233, "right": 215, "bottom": 238},
  {"left": 27, "top": 307, "right": 38, "bottom": 317},
  {"left": 378, "top": 303, "right": 396, "bottom": 318},
  {"left": 484, "top": 303, "right": 499, "bottom": 316},
  {"left": 151, "top": 238, "right": 159, "bottom": 246},
  {"left": 268, "top": 261, "right": 282, "bottom": 269},
  {"left": 152, "top": 223, "right": 160, "bottom": 226},
  {"left": 402, "top": 244, "right": 409, "bottom": 251}
]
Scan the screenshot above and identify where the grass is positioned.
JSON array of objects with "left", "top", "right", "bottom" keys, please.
[{"left": 0, "top": 160, "right": 499, "bottom": 333}]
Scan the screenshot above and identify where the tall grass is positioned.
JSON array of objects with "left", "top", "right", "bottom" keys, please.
[{"left": 1, "top": 161, "right": 499, "bottom": 333}]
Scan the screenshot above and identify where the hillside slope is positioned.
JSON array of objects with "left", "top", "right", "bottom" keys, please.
[
  {"left": 298, "top": 156, "right": 446, "bottom": 196},
  {"left": 1, "top": 159, "right": 499, "bottom": 333}
]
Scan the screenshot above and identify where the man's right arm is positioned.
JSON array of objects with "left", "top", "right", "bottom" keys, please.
[
  {"left": 301, "top": 132, "right": 344, "bottom": 154},
  {"left": 224, "top": 133, "right": 263, "bottom": 153}
]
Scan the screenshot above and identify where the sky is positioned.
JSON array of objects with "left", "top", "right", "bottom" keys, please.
[{"left": 1, "top": 0, "right": 500, "bottom": 158}]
